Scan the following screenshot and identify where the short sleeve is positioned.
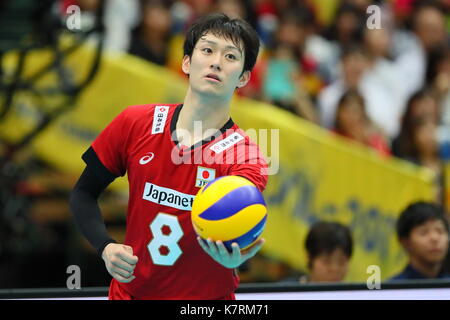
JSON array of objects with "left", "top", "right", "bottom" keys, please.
[
  {"left": 82, "top": 108, "right": 131, "bottom": 178},
  {"left": 227, "top": 138, "right": 269, "bottom": 192}
]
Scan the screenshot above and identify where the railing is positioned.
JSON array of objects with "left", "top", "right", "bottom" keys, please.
[{"left": 2, "top": 280, "right": 450, "bottom": 299}]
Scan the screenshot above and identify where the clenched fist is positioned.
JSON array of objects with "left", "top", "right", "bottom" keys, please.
[{"left": 102, "top": 243, "right": 139, "bottom": 283}]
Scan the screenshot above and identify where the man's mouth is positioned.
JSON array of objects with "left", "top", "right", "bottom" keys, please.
[{"left": 205, "top": 73, "right": 221, "bottom": 82}]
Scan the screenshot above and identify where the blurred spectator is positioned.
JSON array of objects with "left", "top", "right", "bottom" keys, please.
[
  {"left": 388, "top": 2, "right": 449, "bottom": 107},
  {"left": 363, "top": 27, "right": 391, "bottom": 61},
  {"left": 102, "top": 0, "right": 140, "bottom": 52},
  {"left": 426, "top": 46, "right": 450, "bottom": 164},
  {"left": 318, "top": 45, "right": 368, "bottom": 128},
  {"left": 258, "top": 8, "right": 320, "bottom": 122},
  {"left": 61, "top": 0, "right": 140, "bottom": 52},
  {"left": 392, "top": 90, "right": 440, "bottom": 165},
  {"left": 427, "top": 45, "right": 450, "bottom": 128},
  {"left": 170, "top": 0, "right": 214, "bottom": 34},
  {"left": 300, "top": 221, "right": 353, "bottom": 283},
  {"left": 391, "top": 201, "right": 450, "bottom": 280},
  {"left": 411, "top": 2, "right": 449, "bottom": 54},
  {"left": 128, "top": 0, "right": 173, "bottom": 66},
  {"left": 386, "top": 1, "right": 430, "bottom": 119},
  {"left": 313, "top": 3, "right": 365, "bottom": 83},
  {"left": 398, "top": 108, "right": 439, "bottom": 170},
  {"left": 317, "top": 44, "right": 400, "bottom": 138},
  {"left": 214, "top": 0, "right": 246, "bottom": 19},
  {"left": 333, "top": 89, "right": 391, "bottom": 156},
  {"left": 252, "top": 0, "right": 278, "bottom": 47},
  {"left": 362, "top": 25, "right": 419, "bottom": 138},
  {"left": 262, "top": 42, "right": 300, "bottom": 113},
  {"left": 392, "top": 89, "right": 446, "bottom": 202},
  {"left": 323, "top": 3, "right": 364, "bottom": 49}
]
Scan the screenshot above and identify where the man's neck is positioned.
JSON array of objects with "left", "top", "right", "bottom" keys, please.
[
  {"left": 176, "top": 88, "right": 232, "bottom": 147},
  {"left": 409, "top": 257, "right": 442, "bottom": 278}
]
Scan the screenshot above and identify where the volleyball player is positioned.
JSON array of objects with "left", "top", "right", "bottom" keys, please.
[{"left": 69, "top": 13, "right": 268, "bottom": 300}]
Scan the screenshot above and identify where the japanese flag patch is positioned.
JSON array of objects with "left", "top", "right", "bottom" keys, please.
[{"left": 195, "top": 166, "right": 216, "bottom": 188}]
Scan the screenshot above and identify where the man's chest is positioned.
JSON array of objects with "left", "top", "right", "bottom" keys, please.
[{"left": 126, "top": 133, "right": 223, "bottom": 192}]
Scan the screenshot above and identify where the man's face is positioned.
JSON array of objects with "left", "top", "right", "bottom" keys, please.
[
  {"left": 309, "top": 248, "right": 350, "bottom": 282},
  {"left": 182, "top": 32, "right": 250, "bottom": 99},
  {"left": 403, "top": 219, "right": 449, "bottom": 265}
]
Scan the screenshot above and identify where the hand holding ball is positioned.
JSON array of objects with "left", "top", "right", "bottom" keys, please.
[{"left": 191, "top": 175, "right": 267, "bottom": 251}]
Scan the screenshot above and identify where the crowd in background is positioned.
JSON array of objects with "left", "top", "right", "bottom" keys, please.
[
  {"left": 58, "top": 0, "right": 450, "bottom": 285},
  {"left": 1, "top": 0, "right": 450, "bottom": 288},
  {"left": 63, "top": 0, "right": 450, "bottom": 205}
]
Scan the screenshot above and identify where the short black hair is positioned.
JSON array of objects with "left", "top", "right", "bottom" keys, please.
[
  {"left": 396, "top": 201, "right": 449, "bottom": 240},
  {"left": 305, "top": 221, "right": 353, "bottom": 268},
  {"left": 183, "top": 13, "right": 260, "bottom": 73}
]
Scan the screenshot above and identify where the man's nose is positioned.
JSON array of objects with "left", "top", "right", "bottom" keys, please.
[
  {"left": 210, "top": 53, "right": 222, "bottom": 71},
  {"left": 210, "top": 63, "right": 221, "bottom": 72}
]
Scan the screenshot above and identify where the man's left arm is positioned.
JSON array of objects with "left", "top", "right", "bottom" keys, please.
[{"left": 198, "top": 141, "right": 269, "bottom": 268}]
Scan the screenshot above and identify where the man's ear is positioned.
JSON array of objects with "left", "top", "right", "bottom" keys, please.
[
  {"left": 237, "top": 70, "right": 251, "bottom": 88},
  {"left": 182, "top": 55, "right": 191, "bottom": 75}
]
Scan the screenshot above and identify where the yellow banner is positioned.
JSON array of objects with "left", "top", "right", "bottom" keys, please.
[
  {"left": 1, "top": 43, "right": 435, "bottom": 281},
  {"left": 234, "top": 99, "right": 435, "bottom": 281}
]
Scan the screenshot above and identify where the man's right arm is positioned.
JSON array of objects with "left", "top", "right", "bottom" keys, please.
[
  {"left": 69, "top": 165, "right": 117, "bottom": 256},
  {"left": 69, "top": 165, "right": 138, "bottom": 283}
]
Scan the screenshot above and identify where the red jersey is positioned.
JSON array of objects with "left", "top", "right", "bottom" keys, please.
[{"left": 84, "top": 104, "right": 268, "bottom": 299}]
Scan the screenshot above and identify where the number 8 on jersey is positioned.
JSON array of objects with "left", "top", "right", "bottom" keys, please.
[{"left": 147, "top": 213, "right": 184, "bottom": 266}]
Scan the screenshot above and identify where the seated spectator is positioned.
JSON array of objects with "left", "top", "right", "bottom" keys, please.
[
  {"left": 362, "top": 27, "right": 416, "bottom": 136},
  {"left": 392, "top": 89, "right": 440, "bottom": 159},
  {"left": 411, "top": 2, "right": 448, "bottom": 56},
  {"left": 427, "top": 45, "right": 450, "bottom": 128},
  {"left": 261, "top": 9, "right": 320, "bottom": 122},
  {"left": 392, "top": 89, "right": 445, "bottom": 201},
  {"left": 317, "top": 44, "right": 400, "bottom": 138},
  {"left": 214, "top": 0, "right": 246, "bottom": 20},
  {"left": 128, "top": 0, "right": 172, "bottom": 66},
  {"left": 300, "top": 221, "right": 353, "bottom": 283},
  {"left": 391, "top": 201, "right": 450, "bottom": 280},
  {"left": 318, "top": 3, "right": 366, "bottom": 83},
  {"left": 333, "top": 89, "right": 391, "bottom": 156},
  {"left": 262, "top": 42, "right": 300, "bottom": 114}
]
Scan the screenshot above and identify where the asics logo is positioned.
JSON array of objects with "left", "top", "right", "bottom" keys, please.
[{"left": 139, "top": 152, "right": 155, "bottom": 165}]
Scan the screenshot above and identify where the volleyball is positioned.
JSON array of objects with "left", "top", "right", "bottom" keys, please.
[{"left": 191, "top": 175, "right": 267, "bottom": 251}]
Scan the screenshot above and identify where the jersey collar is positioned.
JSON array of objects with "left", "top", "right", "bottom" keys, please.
[{"left": 170, "top": 104, "right": 235, "bottom": 152}]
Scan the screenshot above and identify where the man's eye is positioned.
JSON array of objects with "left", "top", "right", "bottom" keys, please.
[
  {"left": 202, "top": 48, "right": 212, "bottom": 53},
  {"left": 226, "top": 54, "right": 236, "bottom": 60}
]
